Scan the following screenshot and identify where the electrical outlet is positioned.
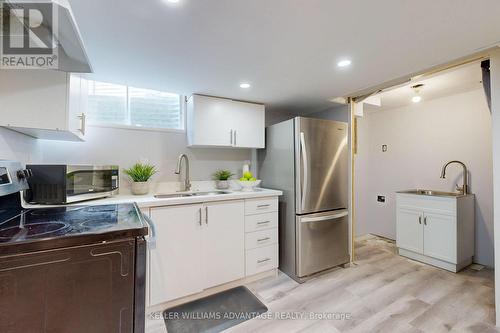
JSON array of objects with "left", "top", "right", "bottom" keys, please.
[
  {"left": 377, "top": 195, "right": 386, "bottom": 203},
  {"left": 382, "top": 145, "right": 387, "bottom": 152}
]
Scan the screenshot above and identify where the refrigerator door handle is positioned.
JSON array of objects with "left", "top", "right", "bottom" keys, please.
[
  {"left": 299, "top": 131, "right": 308, "bottom": 211},
  {"left": 299, "top": 210, "right": 348, "bottom": 223}
]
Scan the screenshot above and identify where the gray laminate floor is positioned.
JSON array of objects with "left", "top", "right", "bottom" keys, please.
[{"left": 147, "top": 235, "right": 497, "bottom": 333}]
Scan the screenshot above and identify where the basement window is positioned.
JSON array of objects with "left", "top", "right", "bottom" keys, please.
[{"left": 86, "top": 80, "right": 184, "bottom": 131}]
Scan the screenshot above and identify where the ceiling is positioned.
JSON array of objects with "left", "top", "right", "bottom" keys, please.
[
  {"left": 364, "top": 62, "right": 484, "bottom": 112},
  {"left": 67, "top": 0, "right": 500, "bottom": 114}
]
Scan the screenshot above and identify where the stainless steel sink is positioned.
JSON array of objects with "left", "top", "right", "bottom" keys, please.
[
  {"left": 154, "top": 191, "right": 231, "bottom": 199},
  {"left": 398, "top": 189, "right": 464, "bottom": 197}
]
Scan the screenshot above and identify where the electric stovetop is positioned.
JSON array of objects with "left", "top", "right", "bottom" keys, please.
[{"left": 0, "top": 203, "right": 148, "bottom": 256}]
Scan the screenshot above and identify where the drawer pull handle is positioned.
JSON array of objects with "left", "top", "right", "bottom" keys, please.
[
  {"left": 257, "top": 258, "right": 271, "bottom": 264},
  {"left": 257, "top": 204, "right": 270, "bottom": 208},
  {"left": 257, "top": 237, "right": 271, "bottom": 242},
  {"left": 257, "top": 221, "right": 270, "bottom": 225}
]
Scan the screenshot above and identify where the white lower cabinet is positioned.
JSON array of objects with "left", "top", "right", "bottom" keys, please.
[
  {"left": 246, "top": 244, "right": 278, "bottom": 276},
  {"left": 149, "top": 204, "right": 205, "bottom": 306},
  {"left": 147, "top": 197, "right": 279, "bottom": 306},
  {"left": 422, "top": 212, "right": 457, "bottom": 263},
  {"left": 396, "top": 208, "right": 424, "bottom": 254},
  {"left": 396, "top": 193, "right": 474, "bottom": 272},
  {"left": 244, "top": 197, "right": 279, "bottom": 276},
  {"left": 202, "top": 201, "right": 245, "bottom": 288},
  {"left": 149, "top": 200, "right": 245, "bottom": 306}
]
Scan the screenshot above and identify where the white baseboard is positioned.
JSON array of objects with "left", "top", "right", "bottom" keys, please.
[{"left": 398, "top": 248, "right": 472, "bottom": 273}]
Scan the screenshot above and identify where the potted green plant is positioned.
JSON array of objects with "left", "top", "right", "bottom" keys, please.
[
  {"left": 213, "top": 170, "right": 234, "bottom": 190},
  {"left": 124, "top": 162, "right": 158, "bottom": 195}
]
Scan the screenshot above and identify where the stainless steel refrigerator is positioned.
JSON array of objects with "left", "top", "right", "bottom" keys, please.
[{"left": 258, "top": 117, "right": 349, "bottom": 282}]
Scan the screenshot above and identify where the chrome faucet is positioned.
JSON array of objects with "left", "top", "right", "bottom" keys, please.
[
  {"left": 440, "top": 160, "right": 468, "bottom": 195},
  {"left": 175, "top": 154, "right": 191, "bottom": 192}
]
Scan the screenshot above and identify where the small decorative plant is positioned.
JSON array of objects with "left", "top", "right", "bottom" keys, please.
[
  {"left": 213, "top": 170, "right": 234, "bottom": 189},
  {"left": 124, "top": 162, "right": 157, "bottom": 182},
  {"left": 124, "top": 162, "right": 157, "bottom": 195},
  {"left": 213, "top": 170, "right": 234, "bottom": 181}
]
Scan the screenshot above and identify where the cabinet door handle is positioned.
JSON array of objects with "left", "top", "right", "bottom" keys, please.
[
  {"left": 230, "top": 130, "right": 233, "bottom": 145},
  {"left": 423, "top": 216, "right": 427, "bottom": 226},
  {"left": 205, "top": 206, "right": 209, "bottom": 224},
  {"left": 233, "top": 130, "right": 237, "bottom": 146},
  {"left": 78, "top": 113, "right": 86, "bottom": 135},
  {"left": 257, "top": 237, "right": 271, "bottom": 242},
  {"left": 198, "top": 208, "right": 202, "bottom": 226},
  {"left": 418, "top": 216, "right": 422, "bottom": 225},
  {"left": 257, "top": 258, "right": 271, "bottom": 264}
]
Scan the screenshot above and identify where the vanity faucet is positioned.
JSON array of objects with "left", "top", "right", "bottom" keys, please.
[{"left": 440, "top": 160, "right": 468, "bottom": 195}]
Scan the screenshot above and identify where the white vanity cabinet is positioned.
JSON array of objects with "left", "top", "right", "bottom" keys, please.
[
  {"left": 186, "top": 94, "right": 265, "bottom": 148},
  {"left": 396, "top": 193, "right": 475, "bottom": 272},
  {"left": 0, "top": 70, "right": 87, "bottom": 141},
  {"left": 148, "top": 200, "right": 245, "bottom": 306}
]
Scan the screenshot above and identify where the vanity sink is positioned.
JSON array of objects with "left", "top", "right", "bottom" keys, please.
[
  {"left": 154, "top": 191, "right": 231, "bottom": 199},
  {"left": 397, "top": 189, "right": 464, "bottom": 197}
]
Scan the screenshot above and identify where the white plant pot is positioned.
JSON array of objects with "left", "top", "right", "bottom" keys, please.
[
  {"left": 216, "top": 180, "right": 230, "bottom": 190},
  {"left": 131, "top": 181, "right": 149, "bottom": 195}
]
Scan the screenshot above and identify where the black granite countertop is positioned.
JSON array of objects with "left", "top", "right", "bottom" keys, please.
[{"left": 0, "top": 203, "right": 148, "bottom": 256}]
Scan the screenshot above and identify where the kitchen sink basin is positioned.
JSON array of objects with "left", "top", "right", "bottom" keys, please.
[
  {"left": 154, "top": 191, "right": 231, "bottom": 199},
  {"left": 398, "top": 189, "right": 464, "bottom": 197}
]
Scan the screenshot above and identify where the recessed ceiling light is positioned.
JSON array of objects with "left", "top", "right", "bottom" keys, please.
[
  {"left": 240, "top": 83, "right": 251, "bottom": 89},
  {"left": 337, "top": 59, "right": 352, "bottom": 68},
  {"left": 412, "top": 96, "right": 422, "bottom": 103},
  {"left": 166, "top": 0, "right": 179, "bottom": 3}
]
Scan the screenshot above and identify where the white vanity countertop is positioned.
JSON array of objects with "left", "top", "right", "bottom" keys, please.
[{"left": 23, "top": 188, "right": 283, "bottom": 209}]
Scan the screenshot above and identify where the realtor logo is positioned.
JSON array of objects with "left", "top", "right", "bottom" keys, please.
[{"left": 0, "top": 1, "right": 58, "bottom": 69}]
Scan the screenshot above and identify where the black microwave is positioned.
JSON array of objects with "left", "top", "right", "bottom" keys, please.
[{"left": 25, "top": 165, "right": 119, "bottom": 204}]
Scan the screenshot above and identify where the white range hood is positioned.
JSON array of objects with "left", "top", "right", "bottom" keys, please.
[{"left": 3, "top": 0, "right": 92, "bottom": 73}]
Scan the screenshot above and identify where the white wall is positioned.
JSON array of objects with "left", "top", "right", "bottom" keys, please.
[
  {"left": 355, "top": 88, "right": 493, "bottom": 267},
  {"left": 0, "top": 127, "right": 41, "bottom": 163},
  {"left": 490, "top": 49, "right": 500, "bottom": 325},
  {"left": 0, "top": 126, "right": 253, "bottom": 188},
  {"left": 310, "top": 105, "right": 350, "bottom": 123},
  {"left": 265, "top": 110, "right": 296, "bottom": 126},
  {"left": 37, "top": 126, "right": 253, "bottom": 187}
]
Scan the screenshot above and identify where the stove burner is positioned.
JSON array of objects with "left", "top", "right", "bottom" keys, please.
[
  {"left": 0, "top": 222, "right": 69, "bottom": 239},
  {"left": 29, "top": 207, "right": 84, "bottom": 216},
  {"left": 80, "top": 219, "right": 116, "bottom": 229},
  {"left": 82, "top": 206, "right": 117, "bottom": 213}
]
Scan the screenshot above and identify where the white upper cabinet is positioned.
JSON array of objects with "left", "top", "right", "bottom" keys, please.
[
  {"left": 0, "top": 70, "right": 87, "bottom": 141},
  {"left": 187, "top": 94, "right": 265, "bottom": 148},
  {"left": 231, "top": 100, "right": 265, "bottom": 148}
]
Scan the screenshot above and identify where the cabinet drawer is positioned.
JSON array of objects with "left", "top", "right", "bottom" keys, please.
[
  {"left": 397, "top": 194, "right": 456, "bottom": 216},
  {"left": 245, "top": 212, "right": 278, "bottom": 232},
  {"left": 245, "top": 197, "right": 278, "bottom": 215},
  {"left": 245, "top": 228, "right": 278, "bottom": 250},
  {"left": 245, "top": 244, "right": 278, "bottom": 276}
]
